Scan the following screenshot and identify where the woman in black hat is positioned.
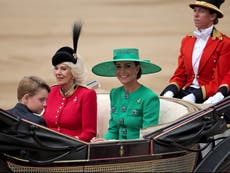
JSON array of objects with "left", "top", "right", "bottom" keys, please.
[
  {"left": 160, "top": 0, "right": 230, "bottom": 104},
  {"left": 43, "top": 22, "right": 97, "bottom": 142}
]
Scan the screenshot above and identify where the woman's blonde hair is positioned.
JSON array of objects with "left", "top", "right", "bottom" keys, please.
[{"left": 63, "top": 53, "right": 88, "bottom": 86}]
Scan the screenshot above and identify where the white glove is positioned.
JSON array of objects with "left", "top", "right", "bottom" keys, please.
[
  {"left": 163, "top": 91, "right": 174, "bottom": 98},
  {"left": 203, "top": 92, "right": 224, "bottom": 104},
  {"left": 182, "top": 93, "right": 196, "bottom": 103}
]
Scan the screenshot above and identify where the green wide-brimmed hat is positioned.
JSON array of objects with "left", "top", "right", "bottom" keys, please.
[{"left": 92, "top": 48, "right": 161, "bottom": 77}]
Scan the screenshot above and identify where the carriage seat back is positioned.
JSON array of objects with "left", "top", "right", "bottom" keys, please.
[{"left": 96, "top": 94, "right": 200, "bottom": 138}]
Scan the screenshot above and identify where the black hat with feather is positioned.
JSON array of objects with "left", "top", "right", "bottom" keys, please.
[{"left": 52, "top": 22, "right": 82, "bottom": 66}]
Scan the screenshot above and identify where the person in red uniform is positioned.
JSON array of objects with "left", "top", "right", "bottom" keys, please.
[
  {"left": 160, "top": 0, "right": 230, "bottom": 103},
  {"left": 43, "top": 22, "right": 97, "bottom": 142}
]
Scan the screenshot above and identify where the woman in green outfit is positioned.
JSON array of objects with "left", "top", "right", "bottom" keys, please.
[{"left": 91, "top": 48, "right": 161, "bottom": 141}]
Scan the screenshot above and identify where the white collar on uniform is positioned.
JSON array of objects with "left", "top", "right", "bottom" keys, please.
[{"left": 193, "top": 25, "right": 214, "bottom": 40}]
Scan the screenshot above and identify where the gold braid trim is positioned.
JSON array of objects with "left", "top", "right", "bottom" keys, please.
[
  {"left": 212, "top": 28, "right": 223, "bottom": 40},
  {"left": 201, "top": 85, "right": 206, "bottom": 100},
  {"left": 60, "top": 84, "right": 78, "bottom": 97},
  {"left": 187, "top": 28, "right": 222, "bottom": 40}
]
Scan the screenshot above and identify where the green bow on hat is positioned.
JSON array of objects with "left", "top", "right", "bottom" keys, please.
[{"left": 92, "top": 48, "right": 161, "bottom": 77}]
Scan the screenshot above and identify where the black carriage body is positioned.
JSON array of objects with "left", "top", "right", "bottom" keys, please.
[{"left": 0, "top": 97, "right": 229, "bottom": 172}]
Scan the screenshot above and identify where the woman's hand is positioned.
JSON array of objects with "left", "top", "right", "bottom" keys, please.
[{"left": 90, "top": 137, "right": 106, "bottom": 143}]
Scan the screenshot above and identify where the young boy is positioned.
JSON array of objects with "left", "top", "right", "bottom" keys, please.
[{"left": 7, "top": 76, "right": 50, "bottom": 126}]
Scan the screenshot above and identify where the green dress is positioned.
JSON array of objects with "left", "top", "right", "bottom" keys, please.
[{"left": 104, "top": 85, "right": 160, "bottom": 140}]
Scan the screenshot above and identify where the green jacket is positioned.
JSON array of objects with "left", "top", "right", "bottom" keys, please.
[{"left": 104, "top": 85, "right": 159, "bottom": 140}]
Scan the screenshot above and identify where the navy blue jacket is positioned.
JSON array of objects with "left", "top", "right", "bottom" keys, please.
[{"left": 7, "top": 103, "right": 46, "bottom": 126}]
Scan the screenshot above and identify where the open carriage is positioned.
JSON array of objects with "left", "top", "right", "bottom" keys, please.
[{"left": 0, "top": 94, "right": 229, "bottom": 172}]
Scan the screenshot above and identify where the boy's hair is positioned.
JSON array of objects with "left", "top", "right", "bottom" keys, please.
[{"left": 17, "top": 76, "right": 50, "bottom": 101}]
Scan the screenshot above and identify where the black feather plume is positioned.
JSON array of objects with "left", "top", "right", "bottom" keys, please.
[{"left": 73, "top": 21, "right": 82, "bottom": 54}]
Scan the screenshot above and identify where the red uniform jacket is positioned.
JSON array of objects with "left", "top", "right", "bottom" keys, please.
[
  {"left": 43, "top": 85, "right": 97, "bottom": 142},
  {"left": 169, "top": 28, "right": 230, "bottom": 99},
  {"left": 220, "top": 69, "right": 230, "bottom": 93}
]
